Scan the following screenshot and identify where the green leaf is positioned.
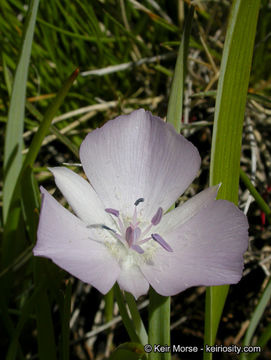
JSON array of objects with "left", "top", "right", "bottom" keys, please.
[
  {"left": 34, "top": 258, "right": 58, "bottom": 360},
  {"left": 114, "top": 284, "right": 140, "bottom": 343},
  {"left": 2, "top": 53, "right": 13, "bottom": 97},
  {"left": 1, "top": 69, "right": 79, "bottom": 302},
  {"left": 1, "top": 209, "right": 27, "bottom": 303},
  {"left": 240, "top": 169, "right": 271, "bottom": 224},
  {"left": 125, "top": 292, "right": 148, "bottom": 345},
  {"left": 246, "top": 323, "right": 271, "bottom": 360},
  {"left": 22, "top": 68, "right": 79, "bottom": 169},
  {"left": 166, "top": 6, "right": 194, "bottom": 133},
  {"left": 105, "top": 288, "right": 114, "bottom": 323},
  {"left": 60, "top": 281, "right": 72, "bottom": 360},
  {"left": 148, "top": 288, "right": 171, "bottom": 360},
  {"left": 103, "top": 10, "right": 149, "bottom": 52},
  {"left": 0, "top": 296, "right": 24, "bottom": 360},
  {"left": 3, "top": 0, "right": 40, "bottom": 224},
  {"left": 20, "top": 166, "right": 40, "bottom": 243},
  {"left": 204, "top": 0, "right": 261, "bottom": 358},
  {"left": 6, "top": 287, "right": 41, "bottom": 360},
  {"left": 25, "top": 101, "right": 79, "bottom": 158},
  {"left": 209, "top": 0, "right": 261, "bottom": 200}
]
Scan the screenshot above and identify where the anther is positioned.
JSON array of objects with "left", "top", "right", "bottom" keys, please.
[
  {"left": 134, "top": 198, "right": 144, "bottom": 206},
  {"left": 151, "top": 207, "right": 163, "bottom": 225},
  {"left": 151, "top": 233, "right": 173, "bottom": 252},
  {"left": 105, "top": 208, "right": 119, "bottom": 217},
  {"left": 125, "top": 226, "right": 134, "bottom": 246}
]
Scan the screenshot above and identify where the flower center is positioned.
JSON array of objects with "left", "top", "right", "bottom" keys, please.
[{"left": 104, "top": 198, "right": 173, "bottom": 254}]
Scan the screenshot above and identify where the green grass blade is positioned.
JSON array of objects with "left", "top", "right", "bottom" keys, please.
[
  {"left": 35, "top": 290, "right": 58, "bottom": 360},
  {"left": 103, "top": 10, "right": 149, "bottom": 52},
  {"left": 240, "top": 277, "right": 271, "bottom": 360},
  {"left": 204, "top": 0, "right": 261, "bottom": 358},
  {"left": 166, "top": 6, "right": 194, "bottom": 133},
  {"left": 240, "top": 169, "right": 271, "bottom": 224},
  {"left": 20, "top": 166, "right": 40, "bottom": 242},
  {"left": 60, "top": 281, "right": 72, "bottom": 360},
  {"left": 3, "top": 0, "right": 40, "bottom": 224},
  {"left": 148, "top": 288, "right": 171, "bottom": 360},
  {"left": 25, "top": 101, "right": 79, "bottom": 158},
  {"left": 114, "top": 284, "right": 140, "bottom": 343},
  {"left": 246, "top": 323, "right": 271, "bottom": 360},
  {"left": 209, "top": 1, "right": 261, "bottom": 199},
  {"left": 37, "top": 17, "right": 120, "bottom": 43},
  {"left": 6, "top": 288, "right": 41, "bottom": 360},
  {"left": 1, "top": 68, "right": 79, "bottom": 281},
  {"left": 125, "top": 292, "right": 148, "bottom": 345},
  {"left": 2, "top": 53, "right": 13, "bottom": 96},
  {"left": 22, "top": 68, "right": 79, "bottom": 169},
  {"left": 0, "top": 296, "right": 24, "bottom": 360},
  {"left": 49, "top": 124, "right": 80, "bottom": 158},
  {"left": 34, "top": 259, "right": 58, "bottom": 360}
]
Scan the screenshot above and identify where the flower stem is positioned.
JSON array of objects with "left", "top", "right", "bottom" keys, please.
[
  {"left": 104, "top": 288, "right": 114, "bottom": 323},
  {"left": 148, "top": 288, "right": 171, "bottom": 360},
  {"left": 125, "top": 291, "right": 148, "bottom": 345},
  {"left": 113, "top": 283, "right": 140, "bottom": 343}
]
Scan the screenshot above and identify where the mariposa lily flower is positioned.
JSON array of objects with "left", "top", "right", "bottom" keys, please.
[{"left": 33, "top": 109, "right": 248, "bottom": 299}]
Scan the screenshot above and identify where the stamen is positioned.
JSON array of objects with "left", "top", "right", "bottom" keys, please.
[
  {"left": 105, "top": 208, "right": 125, "bottom": 233},
  {"left": 151, "top": 207, "right": 163, "bottom": 225},
  {"left": 100, "top": 200, "right": 172, "bottom": 256},
  {"left": 134, "top": 227, "right": 141, "bottom": 242},
  {"left": 117, "top": 216, "right": 125, "bottom": 233},
  {"left": 151, "top": 233, "right": 173, "bottom": 252},
  {"left": 132, "top": 206, "right": 138, "bottom": 225},
  {"left": 131, "top": 244, "right": 144, "bottom": 254},
  {"left": 125, "top": 226, "right": 134, "bottom": 246},
  {"left": 125, "top": 225, "right": 142, "bottom": 252},
  {"left": 102, "top": 225, "right": 117, "bottom": 233},
  {"left": 87, "top": 224, "right": 117, "bottom": 233},
  {"left": 105, "top": 208, "right": 119, "bottom": 217},
  {"left": 134, "top": 198, "right": 144, "bottom": 206},
  {"left": 138, "top": 236, "right": 152, "bottom": 245},
  {"left": 87, "top": 224, "right": 103, "bottom": 229},
  {"left": 141, "top": 224, "right": 152, "bottom": 237},
  {"left": 112, "top": 233, "right": 127, "bottom": 246}
]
